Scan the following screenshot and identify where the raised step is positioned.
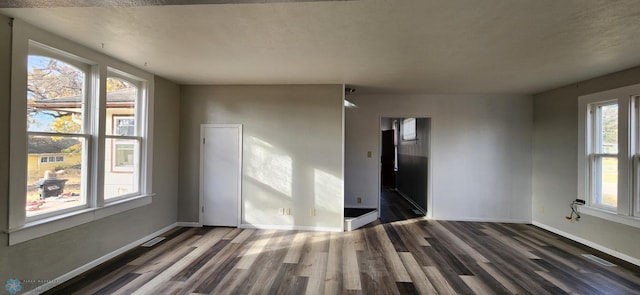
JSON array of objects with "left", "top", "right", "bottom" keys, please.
[{"left": 344, "top": 209, "right": 378, "bottom": 231}]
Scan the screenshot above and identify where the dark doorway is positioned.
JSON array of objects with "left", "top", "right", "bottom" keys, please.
[
  {"left": 379, "top": 189, "right": 423, "bottom": 223},
  {"left": 379, "top": 117, "right": 430, "bottom": 222}
]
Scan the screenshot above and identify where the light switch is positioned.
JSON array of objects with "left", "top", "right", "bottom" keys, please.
[{"left": 367, "top": 151, "right": 372, "bottom": 158}]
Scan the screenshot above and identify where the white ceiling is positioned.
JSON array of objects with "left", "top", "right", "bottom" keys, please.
[{"left": 2, "top": 0, "right": 640, "bottom": 94}]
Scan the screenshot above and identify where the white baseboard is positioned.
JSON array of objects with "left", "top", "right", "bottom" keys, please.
[
  {"left": 239, "top": 223, "right": 343, "bottom": 232},
  {"left": 435, "top": 217, "right": 531, "bottom": 223},
  {"left": 177, "top": 222, "right": 201, "bottom": 227},
  {"left": 26, "top": 222, "right": 178, "bottom": 295},
  {"left": 532, "top": 221, "right": 640, "bottom": 267}
]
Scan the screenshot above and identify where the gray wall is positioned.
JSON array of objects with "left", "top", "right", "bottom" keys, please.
[
  {"left": 179, "top": 85, "right": 344, "bottom": 230},
  {"left": 533, "top": 66, "right": 640, "bottom": 261},
  {"left": 0, "top": 15, "right": 181, "bottom": 287},
  {"left": 397, "top": 118, "right": 430, "bottom": 211},
  {"left": 345, "top": 94, "right": 533, "bottom": 222}
]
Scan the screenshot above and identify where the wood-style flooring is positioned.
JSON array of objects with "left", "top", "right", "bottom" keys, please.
[
  {"left": 379, "top": 188, "right": 425, "bottom": 223},
  {"left": 44, "top": 216, "right": 640, "bottom": 294}
]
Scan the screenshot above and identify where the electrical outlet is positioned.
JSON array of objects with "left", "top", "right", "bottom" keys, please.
[
  {"left": 357, "top": 197, "right": 362, "bottom": 204},
  {"left": 310, "top": 208, "right": 316, "bottom": 216},
  {"left": 286, "top": 208, "right": 291, "bottom": 215}
]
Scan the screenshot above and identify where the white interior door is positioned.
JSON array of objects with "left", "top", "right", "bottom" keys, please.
[{"left": 201, "top": 124, "right": 242, "bottom": 227}]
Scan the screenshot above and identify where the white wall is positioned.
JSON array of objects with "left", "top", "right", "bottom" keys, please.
[
  {"left": 533, "top": 66, "right": 640, "bottom": 263},
  {"left": 345, "top": 94, "right": 533, "bottom": 222},
  {"left": 179, "top": 85, "right": 344, "bottom": 230}
]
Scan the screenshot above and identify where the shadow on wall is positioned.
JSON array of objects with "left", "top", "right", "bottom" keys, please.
[
  {"left": 245, "top": 136, "right": 292, "bottom": 197},
  {"left": 244, "top": 136, "right": 292, "bottom": 225},
  {"left": 242, "top": 135, "right": 342, "bottom": 228}
]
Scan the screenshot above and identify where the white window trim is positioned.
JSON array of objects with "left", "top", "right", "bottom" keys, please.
[
  {"left": 7, "top": 19, "right": 154, "bottom": 245},
  {"left": 578, "top": 83, "right": 640, "bottom": 229},
  {"left": 7, "top": 194, "right": 153, "bottom": 245}
]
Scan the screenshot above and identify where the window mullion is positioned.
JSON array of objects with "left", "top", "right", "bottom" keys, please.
[
  {"left": 93, "top": 65, "right": 107, "bottom": 208},
  {"left": 617, "top": 97, "right": 631, "bottom": 216}
]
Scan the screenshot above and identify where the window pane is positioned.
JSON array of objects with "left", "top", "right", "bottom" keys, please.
[
  {"left": 593, "top": 156, "right": 618, "bottom": 207},
  {"left": 27, "top": 135, "right": 85, "bottom": 217},
  {"left": 402, "top": 118, "right": 416, "bottom": 140},
  {"left": 27, "top": 55, "right": 84, "bottom": 133},
  {"left": 104, "top": 138, "right": 139, "bottom": 199},
  {"left": 106, "top": 78, "right": 137, "bottom": 136},
  {"left": 598, "top": 104, "right": 618, "bottom": 153},
  {"left": 115, "top": 143, "right": 134, "bottom": 167}
]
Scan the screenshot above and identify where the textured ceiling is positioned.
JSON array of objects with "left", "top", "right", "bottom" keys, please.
[{"left": 2, "top": 0, "right": 640, "bottom": 94}]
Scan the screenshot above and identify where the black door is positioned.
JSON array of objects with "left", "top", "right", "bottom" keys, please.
[{"left": 381, "top": 130, "right": 396, "bottom": 188}]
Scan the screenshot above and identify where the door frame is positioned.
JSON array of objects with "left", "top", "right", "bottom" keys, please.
[
  {"left": 199, "top": 124, "right": 243, "bottom": 227},
  {"left": 378, "top": 116, "right": 433, "bottom": 219}
]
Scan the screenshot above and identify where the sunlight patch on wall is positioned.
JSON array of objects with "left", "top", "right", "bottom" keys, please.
[
  {"left": 245, "top": 136, "right": 292, "bottom": 197},
  {"left": 314, "top": 168, "right": 343, "bottom": 215}
]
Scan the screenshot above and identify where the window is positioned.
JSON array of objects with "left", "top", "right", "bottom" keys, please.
[
  {"left": 40, "top": 156, "right": 65, "bottom": 163},
  {"left": 402, "top": 118, "right": 416, "bottom": 141},
  {"left": 578, "top": 84, "right": 640, "bottom": 228},
  {"left": 26, "top": 53, "right": 88, "bottom": 218},
  {"left": 8, "top": 20, "right": 154, "bottom": 244},
  {"left": 114, "top": 116, "right": 135, "bottom": 136}
]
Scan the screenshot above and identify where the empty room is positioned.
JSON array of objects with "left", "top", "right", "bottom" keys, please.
[{"left": 1, "top": 0, "right": 640, "bottom": 294}]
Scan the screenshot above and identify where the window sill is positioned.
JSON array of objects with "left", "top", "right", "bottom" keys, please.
[
  {"left": 7, "top": 194, "right": 154, "bottom": 245},
  {"left": 579, "top": 206, "right": 640, "bottom": 229}
]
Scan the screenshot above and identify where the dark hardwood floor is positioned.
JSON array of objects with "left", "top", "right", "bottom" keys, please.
[
  {"left": 379, "top": 188, "right": 424, "bottom": 224},
  {"left": 43, "top": 215, "right": 640, "bottom": 294}
]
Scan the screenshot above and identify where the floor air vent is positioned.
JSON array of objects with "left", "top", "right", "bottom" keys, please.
[
  {"left": 581, "top": 254, "right": 616, "bottom": 266},
  {"left": 141, "top": 237, "right": 166, "bottom": 247}
]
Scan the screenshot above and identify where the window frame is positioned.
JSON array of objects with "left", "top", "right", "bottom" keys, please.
[
  {"left": 578, "top": 84, "right": 640, "bottom": 228},
  {"left": 7, "top": 19, "right": 154, "bottom": 245}
]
